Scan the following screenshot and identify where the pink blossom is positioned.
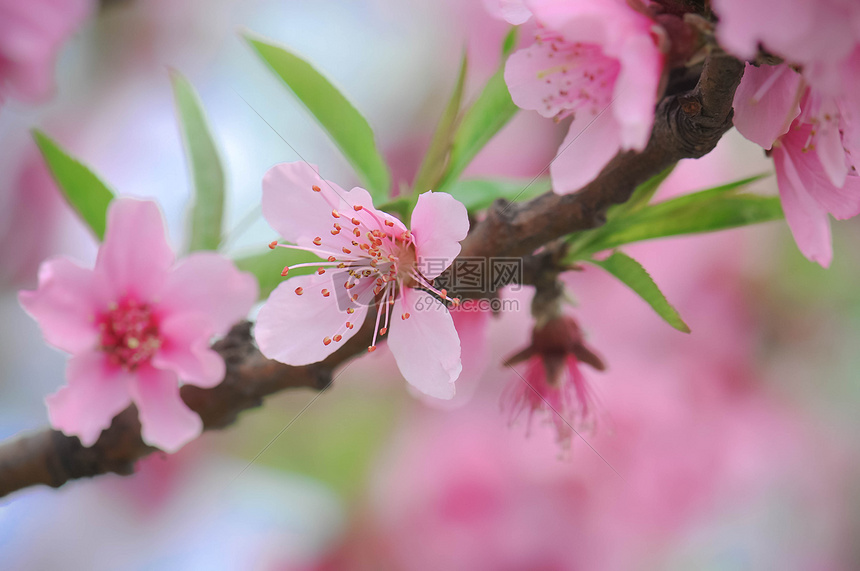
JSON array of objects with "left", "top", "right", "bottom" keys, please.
[
  {"left": 503, "top": 0, "right": 665, "bottom": 193},
  {"left": 733, "top": 63, "right": 860, "bottom": 266},
  {"left": 503, "top": 314, "right": 604, "bottom": 447},
  {"left": 0, "top": 0, "right": 93, "bottom": 105},
  {"left": 712, "top": 0, "right": 860, "bottom": 92},
  {"left": 254, "top": 162, "right": 469, "bottom": 399},
  {"left": 19, "top": 198, "right": 258, "bottom": 452},
  {"left": 483, "top": 0, "right": 532, "bottom": 25}
]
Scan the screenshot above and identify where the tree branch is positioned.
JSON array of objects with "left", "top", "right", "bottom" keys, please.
[{"left": 0, "top": 52, "right": 742, "bottom": 499}]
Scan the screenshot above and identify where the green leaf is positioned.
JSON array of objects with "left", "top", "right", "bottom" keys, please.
[
  {"left": 568, "top": 175, "right": 778, "bottom": 259},
  {"left": 170, "top": 70, "right": 225, "bottom": 252},
  {"left": 445, "top": 176, "right": 551, "bottom": 212},
  {"left": 437, "top": 65, "right": 519, "bottom": 192},
  {"left": 246, "top": 34, "right": 391, "bottom": 200},
  {"left": 589, "top": 251, "right": 690, "bottom": 333},
  {"left": 32, "top": 130, "right": 115, "bottom": 241},
  {"left": 233, "top": 247, "right": 322, "bottom": 300},
  {"left": 411, "top": 52, "right": 468, "bottom": 195},
  {"left": 607, "top": 163, "right": 677, "bottom": 218},
  {"left": 501, "top": 26, "right": 519, "bottom": 57}
]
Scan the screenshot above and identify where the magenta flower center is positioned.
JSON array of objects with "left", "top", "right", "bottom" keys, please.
[{"left": 98, "top": 299, "right": 161, "bottom": 370}]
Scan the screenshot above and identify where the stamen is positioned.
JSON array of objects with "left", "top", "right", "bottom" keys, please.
[
  {"left": 268, "top": 240, "right": 278, "bottom": 250},
  {"left": 343, "top": 247, "right": 351, "bottom": 254},
  {"left": 333, "top": 334, "right": 343, "bottom": 342},
  {"left": 368, "top": 346, "right": 377, "bottom": 352},
  {"left": 401, "top": 313, "right": 410, "bottom": 320},
  {"left": 323, "top": 336, "right": 332, "bottom": 345},
  {"left": 281, "top": 267, "right": 290, "bottom": 276},
  {"left": 321, "top": 289, "right": 331, "bottom": 297},
  {"left": 317, "top": 268, "right": 326, "bottom": 275},
  {"left": 312, "top": 185, "right": 322, "bottom": 192},
  {"left": 354, "top": 205, "right": 363, "bottom": 211},
  {"left": 295, "top": 287, "right": 304, "bottom": 295},
  {"left": 313, "top": 237, "right": 322, "bottom": 246},
  {"left": 332, "top": 209, "right": 340, "bottom": 218}
]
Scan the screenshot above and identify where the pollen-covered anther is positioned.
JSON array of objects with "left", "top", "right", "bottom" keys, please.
[
  {"left": 351, "top": 217, "right": 361, "bottom": 226},
  {"left": 281, "top": 267, "right": 290, "bottom": 276},
  {"left": 312, "top": 185, "right": 322, "bottom": 192},
  {"left": 353, "top": 228, "right": 362, "bottom": 237},
  {"left": 331, "top": 228, "right": 340, "bottom": 235},
  {"left": 374, "top": 286, "right": 382, "bottom": 295},
  {"left": 440, "top": 289, "right": 448, "bottom": 299},
  {"left": 367, "top": 346, "right": 377, "bottom": 353},
  {"left": 321, "top": 289, "right": 331, "bottom": 297},
  {"left": 295, "top": 287, "right": 304, "bottom": 295},
  {"left": 333, "top": 334, "right": 343, "bottom": 342},
  {"left": 346, "top": 307, "right": 355, "bottom": 314},
  {"left": 379, "top": 327, "right": 387, "bottom": 335},
  {"left": 268, "top": 240, "right": 278, "bottom": 249},
  {"left": 313, "top": 237, "right": 322, "bottom": 246},
  {"left": 317, "top": 268, "right": 326, "bottom": 275},
  {"left": 351, "top": 294, "right": 359, "bottom": 302},
  {"left": 327, "top": 256, "right": 337, "bottom": 262},
  {"left": 360, "top": 243, "right": 370, "bottom": 251},
  {"left": 345, "top": 282, "right": 356, "bottom": 290},
  {"left": 343, "top": 247, "right": 351, "bottom": 254},
  {"left": 451, "top": 297, "right": 461, "bottom": 307},
  {"left": 401, "top": 312, "right": 411, "bottom": 320},
  {"left": 384, "top": 220, "right": 394, "bottom": 227},
  {"left": 332, "top": 209, "right": 340, "bottom": 218},
  {"left": 353, "top": 205, "right": 363, "bottom": 211},
  {"left": 323, "top": 337, "right": 332, "bottom": 345},
  {"left": 345, "top": 321, "right": 354, "bottom": 329}
]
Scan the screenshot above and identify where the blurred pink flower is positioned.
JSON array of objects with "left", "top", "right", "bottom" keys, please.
[
  {"left": 0, "top": 0, "right": 93, "bottom": 105},
  {"left": 19, "top": 198, "right": 258, "bottom": 452},
  {"left": 712, "top": 0, "right": 860, "bottom": 93},
  {"left": 255, "top": 162, "right": 469, "bottom": 399},
  {"left": 733, "top": 63, "right": 860, "bottom": 266},
  {"left": 503, "top": 314, "right": 604, "bottom": 447},
  {"left": 503, "top": 0, "right": 665, "bottom": 193},
  {"left": 483, "top": 0, "right": 532, "bottom": 25}
]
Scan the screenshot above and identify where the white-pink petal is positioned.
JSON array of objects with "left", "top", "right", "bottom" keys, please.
[
  {"left": 550, "top": 107, "right": 622, "bottom": 194},
  {"left": 732, "top": 63, "right": 803, "bottom": 150},
  {"left": 18, "top": 256, "right": 105, "bottom": 354},
  {"left": 255, "top": 273, "right": 370, "bottom": 366},
  {"left": 388, "top": 288, "right": 461, "bottom": 400},
  {"left": 483, "top": 0, "right": 532, "bottom": 25},
  {"left": 773, "top": 145, "right": 833, "bottom": 267},
  {"left": 94, "top": 198, "right": 175, "bottom": 302},
  {"left": 410, "top": 191, "right": 469, "bottom": 280},
  {"left": 158, "top": 251, "right": 258, "bottom": 336},
  {"left": 152, "top": 313, "right": 225, "bottom": 389},
  {"left": 46, "top": 350, "right": 132, "bottom": 446},
  {"left": 129, "top": 365, "right": 202, "bottom": 453}
]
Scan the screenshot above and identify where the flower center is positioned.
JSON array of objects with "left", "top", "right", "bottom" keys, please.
[{"left": 98, "top": 299, "right": 161, "bottom": 370}]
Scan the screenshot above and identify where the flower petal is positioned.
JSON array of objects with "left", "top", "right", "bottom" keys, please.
[
  {"left": 255, "top": 272, "right": 371, "bottom": 366},
  {"left": 612, "top": 32, "right": 661, "bottom": 150},
  {"left": 733, "top": 63, "right": 802, "bottom": 150},
  {"left": 483, "top": 0, "right": 532, "bottom": 25},
  {"left": 410, "top": 191, "right": 469, "bottom": 279},
  {"left": 129, "top": 365, "right": 202, "bottom": 453},
  {"left": 46, "top": 350, "right": 132, "bottom": 446},
  {"left": 152, "top": 313, "right": 225, "bottom": 389},
  {"left": 550, "top": 108, "right": 622, "bottom": 194},
  {"left": 388, "top": 288, "right": 461, "bottom": 400},
  {"left": 18, "top": 257, "right": 104, "bottom": 353},
  {"left": 157, "top": 251, "right": 258, "bottom": 336},
  {"left": 773, "top": 145, "right": 833, "bottom": 267},
  {"left": 94, "top": 198, "right": 174, "bottom": 302}
]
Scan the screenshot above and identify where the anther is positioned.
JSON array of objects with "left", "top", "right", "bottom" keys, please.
[
  {"left": 281, "top": 267, "right": 290, "bottom": 276},
  {"left": 327, "top": 256, "right": 337, "bottom": 262},
  {"left": 295, "top": 287, "right": 304, "bottom": 295},
  {"left": 312, "top": 185, "right": 322, "bottom": 192},
  {"left": 401, "top": 312, "right": 411, "bottom": 320},
  {"left": 440, "top": 289, "right": 447, "bottom": 299},
  {"left": 347, "top": 308, "right": 355, "bottom": 314},
  {"left": 323, "top": 337, "right": 332, "bottom": 345},
  {"left": 313, "top": 237, "right": 322, "bottom": 246},
  {"left": 379, "top": 327, "right": 387, "bottom": 335},
  {"left": 333, "top": 334, "right": 343, "bottom": 342},
  {"left": 346, "top": 322, "right": 353, "bottom": 329},
  {"left": 343, "top": 248, "right": 351, "bottom": 254},
  {"left": 367, "top": 346, "right": 377, "bottom": 353},
  {"left": 351, "top": 217, "right": 361, "bottom": 225},
  {"left": 268, "top": 240, "right": 278, "bottom": 250},
  {"left": 354, "top": 205, "right": 363, "bottom": 211},
  {"left": 321, "top": 289, "right": 331, "bottom": 297},
  {"left": 317, "top": 268, "right": 326, "bottom": 275},
  {"left": 332, "top": 209, "right": 340, "bottom": 218},
  {"left": 384, "top": 220, "right": 394, "bottom": 227}
]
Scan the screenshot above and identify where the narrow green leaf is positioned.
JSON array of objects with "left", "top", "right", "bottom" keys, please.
[
  {"left": 233, "top": 247, "right": 322, "bottom": 300},
  {"left": 567, "top": 175, "right": 778, "bottom": 259},
  {"left": 590, "top": 252, "right": 690, "bottom": 333},
  {"left": 445, "top": 176, "right": 551, "bottom": 212},
  {"left": 501, "top": 26, "right": 519, "bottom": 57},
  {"left": 437, "top": 66, "right": 519, "bottom": 191},
  {"left": 32, "top": 130, "right": 115, "bottom": 240},
  {"left": 608, "top": 163, "right": 677, "bottom": 218},
  {"left": 246, "top": 34, "right": 391, "bottom": 200},
  {"left": 412, "top": 52, "right": 468, "bottom": 195},
  {"left": 170, "top": 70, "right": 225, "bottom": 252}
]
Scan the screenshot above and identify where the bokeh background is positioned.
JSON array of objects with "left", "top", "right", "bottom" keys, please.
[{"left": 2, "top": 1, "right": 860, "bottom": 569}]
